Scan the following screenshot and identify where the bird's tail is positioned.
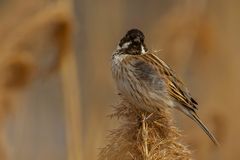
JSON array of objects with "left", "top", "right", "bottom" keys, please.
[{"left": 177, "top": 107, "right": 219, "bottom": 146}]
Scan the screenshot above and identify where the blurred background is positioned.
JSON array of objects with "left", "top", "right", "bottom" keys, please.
[{"left": 0, "top": 0, "right": 239, "bottom": 159}]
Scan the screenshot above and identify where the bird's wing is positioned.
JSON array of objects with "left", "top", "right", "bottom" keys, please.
[
  {"left": 160, "top": 63, "right": 198, "bottom": 111},
  {"left": 125, "top": 53, "right": 198, "bottom": 112},
  {"left": 147, "top": 53, "right": 198, "bottom": 110}
]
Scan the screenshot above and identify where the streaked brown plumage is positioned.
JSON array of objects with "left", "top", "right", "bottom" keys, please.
[{"left": 112, "top": 29, "right": 219, "bottom": 146}]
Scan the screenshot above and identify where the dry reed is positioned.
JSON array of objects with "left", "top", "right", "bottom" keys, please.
[
  {"left": 99, "top": 95, "right": 192, "bottom": 160},
  {"left": 0, "top": 1, "right": 77, "bottom": 159}
]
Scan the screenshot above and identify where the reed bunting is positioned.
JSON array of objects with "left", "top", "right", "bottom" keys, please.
[{"left": 111, "top": 28, "right": 219, "bottom": 146}]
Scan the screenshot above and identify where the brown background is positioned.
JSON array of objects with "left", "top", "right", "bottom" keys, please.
[{"left": 0, "top": 0, "right": 239, "bottom": 160}]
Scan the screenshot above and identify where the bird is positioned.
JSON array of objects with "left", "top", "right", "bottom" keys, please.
[{"left": 111, "top": 28, "right": 219, "bottom": 146}]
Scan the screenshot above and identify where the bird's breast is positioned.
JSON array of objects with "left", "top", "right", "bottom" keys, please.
[
  {"left": 111, "top": 53, "right": 174, "bottom": 112},
  {"left": 112, "top": 55, "right": 149, "bottom": 108}
]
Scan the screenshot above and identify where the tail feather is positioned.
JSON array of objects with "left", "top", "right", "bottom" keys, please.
[
  {"left": 189, "top": 112, "right": 219, "bottom": 146},
  {"left": 177, "top": 107, "right": 219, "bottom": 146}
]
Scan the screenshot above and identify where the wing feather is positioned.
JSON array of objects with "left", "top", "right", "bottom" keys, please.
[{"left": 126, "top": 53, "right": 198, "bottom": 111}]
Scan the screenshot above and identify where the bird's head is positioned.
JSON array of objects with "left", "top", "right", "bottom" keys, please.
[{"left": 117, "top": 29, "right": 148, "bottom": 55}]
